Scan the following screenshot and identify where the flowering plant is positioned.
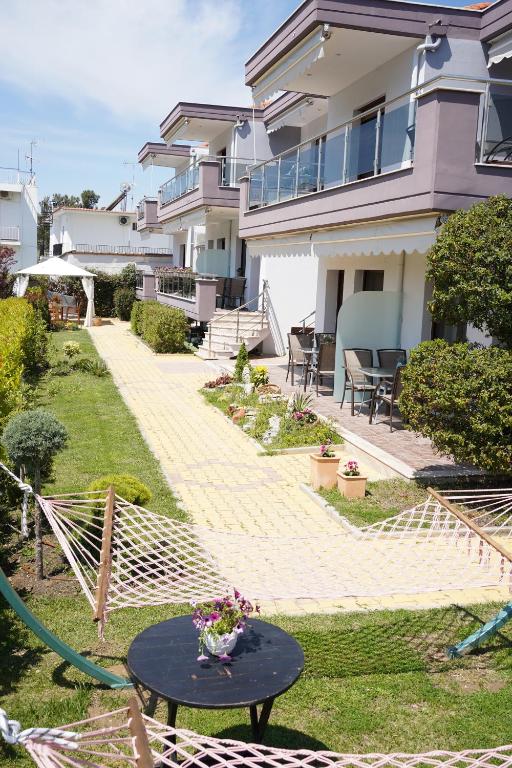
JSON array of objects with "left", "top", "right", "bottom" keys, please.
[
  {"left": 192, "top": 589, "right": 259, "bottom": 661},
  {"left": 342, "top": 459, "right": 360, "bottom": 476},
  {"left": 292, "top": 407, "right": 317, "bottom": 423},
  {"left": 319, "top": 440, "right": 335, "bottom": 458}
]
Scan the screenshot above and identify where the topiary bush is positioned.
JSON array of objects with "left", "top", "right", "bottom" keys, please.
[
  {"left": 400, "top": 340, "right": 512, "bottom": 474},
  {"left": 427, "top": 195, "right": 512, "bottom": 346},
  {"left": 2, "top": 408, "right": 68, "bottom": 578},
  {"left": 87, "top": 474, "right": 152, "bottom": 506},
  {"left": 139, "top": 303, "right": 188, "bottom": 353},
  {"left": 114, "top": 286, "right": 136, "bottom": 321}
]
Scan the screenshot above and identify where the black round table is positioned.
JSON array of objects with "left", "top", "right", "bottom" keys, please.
[{"left": 127, "top": 616, "right": 304, "bottom": 743}]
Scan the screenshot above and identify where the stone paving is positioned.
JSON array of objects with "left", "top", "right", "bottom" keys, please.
[{"left": 88, "top": 321, "right": 508, "bottom": 615}]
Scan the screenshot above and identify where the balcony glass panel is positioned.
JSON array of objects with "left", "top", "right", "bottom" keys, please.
[
  {"left": 482, "top": 84, "right": 512, "bottom": 164},
  {"left": 160, "top": 163, "right": 199, "bottom": 205},
  {"left": 157, "top": 271, "right": 196, "bottom": 300},
  {"left": 220, "top": 158, "right": 255, "bottom": 187},
  {"left": 247, "top": 92, "right": 416, "bottom": 208}
]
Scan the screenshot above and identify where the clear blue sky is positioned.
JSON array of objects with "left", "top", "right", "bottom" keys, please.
[{"left": 0, "top": 0, "right": 474, "bottom": 208}]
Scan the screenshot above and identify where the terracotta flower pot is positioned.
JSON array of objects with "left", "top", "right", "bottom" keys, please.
[
  {"left": 92, "top": 317, "right": 102, "bottom": 327},
  {"left": 337, "top": 472, "right": 368, "bottom": 499},
  {"left": 310, "top": 454, "right": 340, "bottom": 490}
]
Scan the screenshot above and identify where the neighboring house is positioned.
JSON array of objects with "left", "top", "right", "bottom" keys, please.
[
  {"left": 238, "top": 0, "right": 512, "bottom": 362},
  {"left": 49, "top": 206, "right": 173, "bottom": 274},
  {"left": 0, "top": 168, "right": 38, "bottom": 270}
]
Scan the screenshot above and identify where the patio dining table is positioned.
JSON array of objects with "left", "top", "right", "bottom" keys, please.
[{"left": 358, "top": 367, "right": 397, "bottom": 421}]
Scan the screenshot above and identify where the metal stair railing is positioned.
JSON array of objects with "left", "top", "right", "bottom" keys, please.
[
  {"left": 298, "top": 309, "right": 315, "bottom": 333},
  {"left": 208, "top": 280, "right": 269, "bottom": 355}
]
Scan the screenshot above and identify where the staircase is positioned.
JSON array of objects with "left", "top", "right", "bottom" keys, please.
[{"left": 196, "top": 282, "right": 271, "bottom": 360}]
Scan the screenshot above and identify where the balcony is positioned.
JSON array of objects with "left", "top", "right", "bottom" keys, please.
[
  {"left": 136, "top": 198, "right": 161, "bottom": 232},
  {"left": 158, "top": 156, "right": 259, "bottom": 225},
  {"left": 0, "top": 224, "right": 21, "bottom": 243},
  {"left": 154, "top": 269, "right": 218, "bottom": 322},
  {"left": 240, "top": 76, "right": 512, "bottom": 240},
  {"left": 73, "top": 243, "right": 173, "bottom": 256}
]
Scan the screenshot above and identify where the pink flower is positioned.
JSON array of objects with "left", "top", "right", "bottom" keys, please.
[
  {"left": 209, "top": 611, "right": 221, "bottom": 622},
  {"left": 219, "top": 654, "right": 232, "bottom": 662},
  {"left": 197, "top": 654, "right": 208, "bottom": 662}
]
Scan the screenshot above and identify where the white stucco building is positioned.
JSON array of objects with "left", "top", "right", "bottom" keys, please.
[
  {"left": 0, "top": 170, "right": 38, "bottom": 270},
  {"left": 50, "top": 207, "right": 173, "bottom": 274}
]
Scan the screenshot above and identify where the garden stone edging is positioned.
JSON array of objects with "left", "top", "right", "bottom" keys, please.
[{"left": 299, "top": 483, "right": 361, "bottom": 534}]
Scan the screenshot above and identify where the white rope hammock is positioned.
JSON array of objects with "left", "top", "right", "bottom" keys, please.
[
  {"left": 6, "top": 702, "right": 512, "bottom": 768},
  {"left": 36, "top": 488, "right": 512, "bottom": 634}
]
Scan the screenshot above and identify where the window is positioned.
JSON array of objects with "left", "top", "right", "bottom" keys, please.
[
  {"left": 207, "top": 239, "right": 214, "bottom": 250},
  {"left": 362, "top": 270, "right": 384, "bottom": 291},
  {"left": 354, "top": 95, "right": 385, "bottom": 180},
  {"left": 132, "top": 222, "right": 137, "bottom": 231},
  {"left": 217, "top": 237, "right": 226, "bottom": 250}
]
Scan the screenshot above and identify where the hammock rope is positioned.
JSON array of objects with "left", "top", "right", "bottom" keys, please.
[
  {"left": 36, "top": 487, "right": 512, "bottom": 635},
  {"left": 0, "top": 461, "right": 33, "bottom": 538},
  {"left": 6, "top": 701, "right": 512, "bottom": 768}
]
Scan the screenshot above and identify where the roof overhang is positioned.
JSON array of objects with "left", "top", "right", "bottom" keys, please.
[
  {"left": 251, "top": 25, "right": 421, "bottom": 104},
  {"left": 138, "top": 142, "right": 194, "bottom": 169},
  {"left": 487, "top": 28, "right": 512, "bottom": 65},
  {"left": 160, "top": 103, "right": 263, "bottom": 145},
  {"left": 246, "top": 0, "right": 484, "bottom": 91}
]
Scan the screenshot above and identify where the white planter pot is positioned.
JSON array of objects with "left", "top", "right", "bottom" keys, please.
[{"left": 204, "top": 629, "right": 239, "bottom": 657}]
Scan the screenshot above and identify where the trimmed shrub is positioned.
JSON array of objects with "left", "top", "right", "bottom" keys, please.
[
  {"left": 130, "top": 300, "right": 144, "bottom": 335},
  {"left": 62, "top": 340, "right": 80, "bottom": 359},
  {"left": 0, "top": 298, "right": 48, "bottom": 431},
  {"left": 114, "top": 286, "right": 136, "bottom": 321},
  {"left": 139, "top": 303, "right": 188, "bottom": 353},
  {"left": 87, "top": 474, "right": 152, "bottom": 506},
  {"left": 400, "top": 340, "right": 512, "bottom": 474},
  {"left": 427, "top": 195, "right": 512, "bottom": 346},
  {"left": 234, "top": 342, "right": 250, "bottom": 382}
]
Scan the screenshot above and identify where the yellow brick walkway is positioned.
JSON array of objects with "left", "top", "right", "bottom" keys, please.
[{"left": 88, "top": 321, "right": 509, "bottom": 615}]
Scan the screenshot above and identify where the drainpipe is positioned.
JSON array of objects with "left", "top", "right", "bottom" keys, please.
[{"left": 397, "top": 250, "right": 405, "bottom": 346}]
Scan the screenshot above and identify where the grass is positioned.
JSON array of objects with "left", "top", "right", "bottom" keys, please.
[
  {"left": 35, "top": 329, "right": 183, "bottom": 519},
  {"left": 318, "top": 480, "right": 429, "bottom": 526},
  {"left": 2, "top": 595, "right": 512, "bottom": 766},
  {"left": 201, "top": 384, "right": 341, "bottom": 451}
]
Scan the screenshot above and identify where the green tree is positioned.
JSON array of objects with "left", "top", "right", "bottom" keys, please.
[
  {"left": 0, "top": 246, "right": 16, "bottom": 298},
  {"left": 234, "top": 342, "right": 251, "bottom": 382},
  {"left": 51, "top": 193, "right": 81, "bottom": 208},
  {"left": 400, "top": 340, "right": 512, "bottom": 474},
  {"left": 3, "top": 409, "right": 68, "bottom": 579},
  {"left": 80, "top": 189, "right": 100, "bottom": 209},
  {"left": 427, "top": 195, "right": 512, "bottom": 346}
]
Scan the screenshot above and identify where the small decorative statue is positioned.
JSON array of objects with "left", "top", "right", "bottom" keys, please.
[{"left": 242, "top": 365, "right": 254, "bottom": 395}]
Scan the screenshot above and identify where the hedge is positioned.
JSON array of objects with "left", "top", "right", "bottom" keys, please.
[
  {"left": 130, "top": 300, "right": 188, "bottom": 353},
  {"left": 52, "top": 264, "right": 136, "bottom": 318},
  {"left": 400, "top": 340, "right": 512, "bottom": 474},
  {"left": 0, "top": 298, "right": 48, "bottom": 432}
]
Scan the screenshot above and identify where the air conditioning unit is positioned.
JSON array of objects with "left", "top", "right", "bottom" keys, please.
[
  {"left": 119, "top": 215, "right": 129, "bottom": 225},
  {"left": 0, "top": 191, "right": 9, "bottom": 199}
]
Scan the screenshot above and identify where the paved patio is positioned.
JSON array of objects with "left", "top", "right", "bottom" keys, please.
[
  {"left": 86, "top": 321, "right": 505, "bottom": 615},
  {"left": 220, "top": 354, "right": 479, "bottom": 480}
]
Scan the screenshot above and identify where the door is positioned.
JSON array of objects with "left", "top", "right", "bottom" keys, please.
[{"left": 353, "top": 96, "right": 385, "bottom": 180}]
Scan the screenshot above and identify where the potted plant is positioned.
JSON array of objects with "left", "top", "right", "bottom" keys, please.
[
  {"left": 337, "top": 459, "right": 367, "bottom": 499},
  {"left": 310, "top": 440, "right": 340, "bottom": 490},
  {"left": 192, "top": 589, "right": 259, "bottom": 662}
]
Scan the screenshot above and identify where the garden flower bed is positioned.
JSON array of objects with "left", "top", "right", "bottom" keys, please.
[{"left": 200, "top": 377, "right": 341, "bottom": 452}]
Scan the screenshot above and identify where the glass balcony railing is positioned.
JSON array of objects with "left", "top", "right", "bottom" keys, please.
[
  {"left": 157, "top": 270, "right": 197, "bottom": 300},
  {"left": 249, "top": 93, "right": 415, "bottom": 209},
  {"left": 160, "top": 163, "right": 200, "bottom": 206},
  {"left": 479, "top": 81, "right": 512, "bottom": 164}
]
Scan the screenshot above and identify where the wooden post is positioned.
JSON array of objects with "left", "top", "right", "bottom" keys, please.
[
  {"left": 427, "top": 487, "right": 512, "bottom": 564},
  {"left": 128, "top": 697, "right": 154, "bottom": 768},
  {"left": 94, "top": 485, "right": 115, "bottom": 622}
]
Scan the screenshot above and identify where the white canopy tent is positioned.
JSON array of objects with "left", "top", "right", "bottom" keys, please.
[{"left": 14, "top": 257, "right": 95, "bottom": 327}]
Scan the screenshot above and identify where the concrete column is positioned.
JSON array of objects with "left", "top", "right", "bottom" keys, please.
[
  {"left": 195, "top": 277, "right": 218, "bottom": 322},
  {"left": 142, "top": 273, "right": 156, "bottom": 300}
]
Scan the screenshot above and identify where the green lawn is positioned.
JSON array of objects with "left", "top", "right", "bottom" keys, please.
[
  {"left": 318, "top": 480, "right": 429, "bottom": 526},
  {"left": 1, "top": 595, "right": 512, "bottom": 767},
  {"left": 35, "top": 329, "right": 183, "bottom": 519}
]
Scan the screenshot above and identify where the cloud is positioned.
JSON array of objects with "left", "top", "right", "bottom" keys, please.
[{"left": 0, "top": 0, "right": 252, "bottom": 123}]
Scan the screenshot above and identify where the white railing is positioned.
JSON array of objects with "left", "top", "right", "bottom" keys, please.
[
  {"left": 0, "top": 225, "right": 20, "bottom": 241},
  {"left": 247, "top": 75, "right": 512, "bottom": 209},
  {"left": 0, "top": 167, "right": 32, "bottom": 185},
  {"left": 74, "top": 243, "right": 172, "bottom": 255},
  {"left": 208, "top": 280, "right": 269, "bottom": 356}
]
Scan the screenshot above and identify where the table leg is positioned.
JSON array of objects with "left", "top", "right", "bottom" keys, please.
[
  {"left": 249, "top": 697, "right": 274, "bottom": 743},
  {"left": 166, "top": 701, "right": 178, "bottom": 746}
]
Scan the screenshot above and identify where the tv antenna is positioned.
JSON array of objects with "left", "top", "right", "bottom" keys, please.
[
  {"left": 122, "top": 161, "right": 137, "bottom": 209},
  {"left": 25, "top": 139, "right": 37, "bottom": 178}
]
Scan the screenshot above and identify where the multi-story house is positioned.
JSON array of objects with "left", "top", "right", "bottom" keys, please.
[
  {"left": 0, "top": 168, "right": 38, "bottom": 270},
  {"left": 235, "top": 0, "right": 512, "bottom": 380},
  {"left": 50, "top": 206, "right": 173, "bottom": 275}
]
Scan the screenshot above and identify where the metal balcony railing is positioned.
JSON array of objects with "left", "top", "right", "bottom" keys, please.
[
  {"left": 247, "top": 75, "right": 512, "bottom": 210},
  {"left": 135, "top": 271, "right": 144, "bottom": 289},
  {"left": 137, "top": 197, "right": 157, "bottom": 220},
  {"left": 0, "top": 167, "right": 32, "bottom": 185},
  {"left": 74, "top": 243, "right": 172, "bottom": 255},
  {"left": 0, "top": 224, "right": 20, "bottom": 241},
  {"left": 159, "top": 156, "right": 261, "bottom": 206},
  {"left": 157, "top": 270, "right": 197, "bottom": 300}
]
